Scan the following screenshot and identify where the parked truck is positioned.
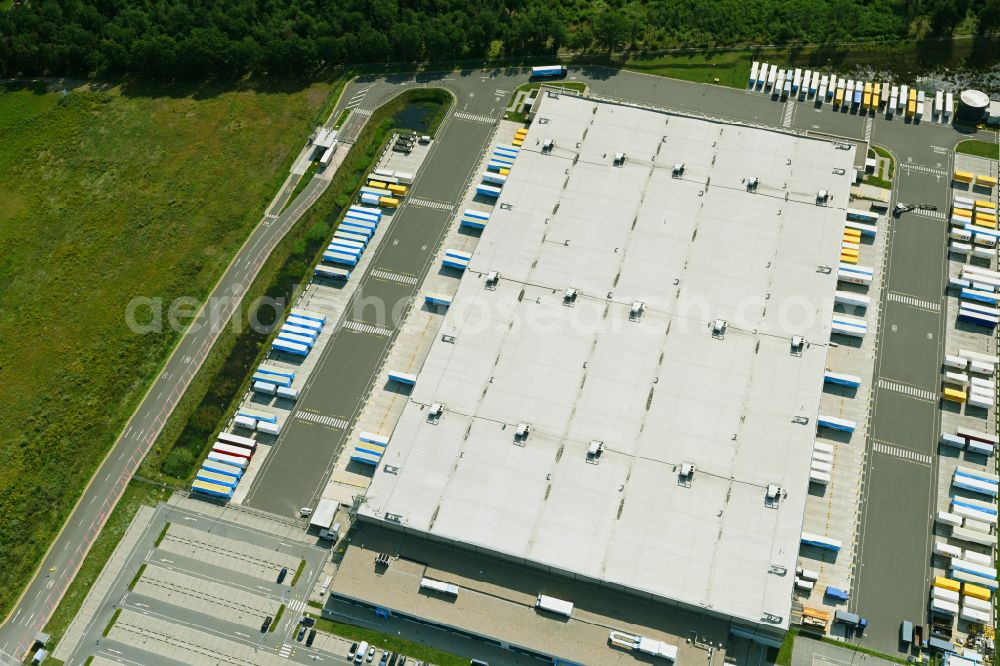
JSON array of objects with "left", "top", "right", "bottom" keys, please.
[{"left": 834, "top": 610, "right": 868, "bottom": 635}]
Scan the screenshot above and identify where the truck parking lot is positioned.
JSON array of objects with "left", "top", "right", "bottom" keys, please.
[{"left": 54, "top": 497, "right": 343, "bottom": 665}]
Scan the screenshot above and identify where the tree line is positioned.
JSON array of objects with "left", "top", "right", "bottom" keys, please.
[{"left": 0, "top": 0, "right": 997, "bottom": 83}]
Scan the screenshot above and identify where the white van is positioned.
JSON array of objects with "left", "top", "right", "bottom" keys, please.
[{"left": 355, "top": 641, "right": 369, "bottom": 663}]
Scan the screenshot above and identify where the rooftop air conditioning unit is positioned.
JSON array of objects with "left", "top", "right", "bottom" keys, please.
[
  {"left": 767, "top": 484, "right": 783, "bottom": 500},
  {"left": 542, "top": 139, "right": 554, "bottom": 153},
  {"left": 587, "top": 440, "right": 604, "bottom": 459},
  {"left": 613, "top": 152, "right": 626, "bottom": 166},
  {"left": 746, "top": 177, "right": 759, "bottom": 192},
  {"left": 791, "top": 336, "right": 805, "bottom": 355},
  {"left": 630, "top": 301, "right": 645, "bottom": 321},
  {"left": 713, "top": 319, "right": 728, "bottom": 337},
  {"left": 672, "top": 163, "right": 685, "bottom": 177},
  {"left": 816, "top": 190, "right": 830, "bottom": 204},
  {"left": 564, "top": 288, "right": 578, "bottom": 305},
  {"left": 515, "top": 422, "right": 531, "bottom": 440},
  {"left": 485, "top": 271, "right": 500, "bottom": 289},
  {"left": 680, "top": 463, "right": 695, "bottom": 478},
  {"left": 428, "top": 403, "right": 444, "bottom": 423}
]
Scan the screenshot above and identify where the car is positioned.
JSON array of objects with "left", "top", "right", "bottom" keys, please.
[
  {"left": 260, "top": 616, "right": 272, "bottom": 633},
  {"left": 299, "top": 507, "right": 313, "bottom": 517},
  {"left": 367, "top": 646, "right": 376, "bottom": 662},
  {"left": 398, "top": 657, "right": 407, "bottom": 666},
  {"left": 297, "top": 625, "right": 307, "bottom": 641},
  {"left": 348, "top": 643, "right": 359, "bottom": 660},
  {"left": 418, "top": 135, "right": 431, "bottom": 144},
  {"left": 306, "top": 628, "right": 316, "bottom": 647},
  {"left": 379, "top": 652, "right": 389, "bottom": 666},
  {"left": 300, "top": 616, "right": 315, "bottom": 627},
  {"left": 388, "top": 653, "right": 398, "bottom": 666},
  {"left": 276, "top": 567, "right": 288, "bottom": 584}
]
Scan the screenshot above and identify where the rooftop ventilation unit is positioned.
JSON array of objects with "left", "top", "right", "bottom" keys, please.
[
  {"left": 542, "top": 139, "right": 554, "bottom": 153},
  {"left": 427, "top": 403, "right": 444, "bottom": 423},
  {"left": 791, "top": 336, "right": 805, "bottom": 355},
  {"left": 587, "top": 440, "right": 604, "bottom": 461},
  {"left": 746, "top": 177, "right": 759, "bottom": 192},
  {"left": 672, "top": 163, "right": 685, "bottom": 177},
  {"left": 515, "top": 422, "right": 531, "bottom": 442},
  {"left": 816, "top": 190, "right": 830, "bottom": 204},
  {"left": 613, "top": 152, "right": 626, "bottom": 166},
  {"left": 767, "top": 484, "right": 784, "bottom": 500},
  {"left": 629, "top": 301, "right": 645, "bottom": 321},
  {"left": 563, "top": 288, "right": 578, "bottom": 305},
  {"left": 485, "top": 271, "right": 500, "bottom": 290},
  {"left": 679, "top": 463, "right": 695, "bottom": 487},
  {"left": 712, "top": 319, "right": 728, "bottom": 338}
]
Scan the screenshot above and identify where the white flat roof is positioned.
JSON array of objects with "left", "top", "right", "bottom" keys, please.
[{"left": 361, "top": 92, "right": 857, "bottom": 630}]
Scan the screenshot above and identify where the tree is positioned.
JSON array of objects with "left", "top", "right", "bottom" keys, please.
[{"left": 595, "top": 10, "right": 633, "bottom": 51}]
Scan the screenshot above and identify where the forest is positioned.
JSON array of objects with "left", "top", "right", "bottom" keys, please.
[{"left": 1, "top": 0, "right": 997, "bottom": 80}]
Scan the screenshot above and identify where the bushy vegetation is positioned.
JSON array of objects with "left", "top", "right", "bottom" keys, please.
[
  {"left": 0, "top": 0, "right": 995, "bottom": 80},
  {"left": 0, "top": 80, "right": 332, "bottom": 621}
]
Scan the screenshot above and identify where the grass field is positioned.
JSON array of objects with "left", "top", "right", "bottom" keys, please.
[
  {"left": 0, "top": 79, "right": 333, "bottom": 620},
  {"left": 956, "top": 139, "right": 1000, "bottom": 160}
]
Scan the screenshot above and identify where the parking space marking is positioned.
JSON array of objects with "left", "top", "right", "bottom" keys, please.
[
  {"left": 887, "top": 291, "right": 941, "bottom": 311},
  {"left": 872, "top": 440, "right": 933, "bottom": 465},
  {"left": 295, "top": 412, "right": 349, "bottom": 429},
  {"left": 877, "top": 378, "right": 937, "bottom": 402}
]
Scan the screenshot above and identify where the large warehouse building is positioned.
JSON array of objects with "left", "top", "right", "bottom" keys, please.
[{"left": 359, "top": 91, "right": 857, "bottom": 643}]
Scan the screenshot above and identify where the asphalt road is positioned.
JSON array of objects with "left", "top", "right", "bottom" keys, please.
[{"left": 0, "top": 63, "right": 989, "bottom": 662}]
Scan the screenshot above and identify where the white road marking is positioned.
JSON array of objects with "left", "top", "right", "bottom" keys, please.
[
  {"left": 887, "top": 291, "right": 941, "bottom": 311},
  {"left": 295, "top": 412, "right": 349, "bottom": 429},
  {"left": 873, "top": 440, "right": 933, "bottom": 465},
  {"left": 877, "top": 378, "right": 938, "bottom": 402}
]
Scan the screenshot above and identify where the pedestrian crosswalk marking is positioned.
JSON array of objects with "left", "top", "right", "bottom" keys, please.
[
  {"left": 409, "top": 198, "right": 453, "bottom": 211},
  {"left": 279, "top": 644, "right": 293, "bottom": 658},
  {"left": 455, "top": 111, "right": 497, "bottom": 124},
  {"left": 288, "top": 599, "right": 306, "bottom": 613},
  {"left": 371, "top": 269, "right": 419, "bottom": 285},
  {"left": 297, "top": 412, "right": 348, "bottom": 429},
  {"left": 864, "top": 117, "right": 873, "bottom": 142},
  {"left": 873, "top": 440, "right": 933, "bottom": 465},
  {"left": 877, "top": 378, "right": 937, "bottom": 402},
  {"left": 344, "top": 320, "right": 393, "bottom": 337},
  {"left": 353, "top": 108, "right": 373, "bottom": 117},
  {"left": 914, "top": 208, "right": 946, "bottom": 220},
  {"left": 782, "top": 100, "right": 795, "bottom": 128},
  {"left": 902, "top": 163, "right": 947, "bottom": 176},
  {"left": 887, "top": 291, "right": 941, "bottom": 312},
  {"left": 345, "top": 87, "right": 371, "bottom": 110}
]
